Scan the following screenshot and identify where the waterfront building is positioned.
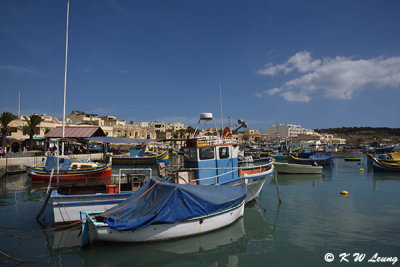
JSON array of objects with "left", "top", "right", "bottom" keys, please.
[
  {"left": 239, "top": 129, "right": 268, "bottom": 143},
  {"left": 66, "top": 111, "right": 104, "bottom": 126},
  {"left": 266, "top": 124, "right": 304, "bottom": 139},
  {"left": 8, "top": 114, "right": 60, "bottom": 140},
  {"left": 152, "top": 122, "right": 167, "bottom": 133},
  {"left": 112, "top": 125, "right": 156, "bottom": 139}
]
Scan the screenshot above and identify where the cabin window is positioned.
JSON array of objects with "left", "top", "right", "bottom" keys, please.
[
  {"left": 199, "top": 147, "right": 215, "bottom": 160},
  {"left": 219, "top": 147, "right": 230, "bottom": 159},
  {"left": 184, "top": 148, "right": 197, "bottom": 161},
  {"left": 70, "top": 165, "right": 78, "bottom": 170}
]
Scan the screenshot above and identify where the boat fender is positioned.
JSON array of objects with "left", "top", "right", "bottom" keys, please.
[
  {"left": 360, "top": 168, "right": 364, "bottom": 172},
  {"left": 223, "top": 127, "right": 233, "bottom": 139},
  {"left": 340, "top": 190, "right": 349, "bottom": 196}
]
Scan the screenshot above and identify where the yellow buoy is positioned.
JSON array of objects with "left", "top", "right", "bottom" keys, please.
[
  {"left": 360, "top": 168, "right": 364, "bottom": 172},
  {"left": 340, "top": 190, "right": 349, "bottom": 196}
]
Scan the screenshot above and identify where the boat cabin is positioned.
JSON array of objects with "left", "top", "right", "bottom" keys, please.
[
  {"left": 183, "top": 137, "right": 241, "bottom": 185},
  {"left": 69, "top": 162, "right": 99, "bottom": 170}
]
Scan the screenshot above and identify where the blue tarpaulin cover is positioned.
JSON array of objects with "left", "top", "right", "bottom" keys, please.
[
  {"left": 104, "top": 179, "right": 246, "bottom": 231},
  {"left": 310, "top": 152, "right": 332, "bottom": 160},
  {"left": 44, "top": 156, "right": 73, "bottom": 172}
]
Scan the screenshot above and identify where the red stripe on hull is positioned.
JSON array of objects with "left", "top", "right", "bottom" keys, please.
[{"left": 30, "top": 168, "right": 112, "bottom": 182}]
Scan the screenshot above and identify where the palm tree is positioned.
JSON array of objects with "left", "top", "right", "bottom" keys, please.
[
  {"left": 0, "top": 112, "right": 18, "bottom": 147},
  {"left": 23, "top": 114, "right": 43, "bottom": 150}
]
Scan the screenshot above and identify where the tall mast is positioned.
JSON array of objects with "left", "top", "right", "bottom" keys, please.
[
  {"left": 18, "top": 91, "right": 20, "bottom": 117},
  {"left": 219, "top": 83, "right": 223, "bottom": 133},
  {"left": 62, "top": 0, "right": 70, "bottom": 155}
]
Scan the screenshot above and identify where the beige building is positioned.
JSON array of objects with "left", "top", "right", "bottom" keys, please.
[
  {"left": 66, "top": 112, "right": 104, "bottom": 126},
  {"left": 8, "top": 114, "right": 61, "bottom": 140},
  {"left": 238, "top": 129, "right": 268, "bottom": 143},
  {"left": 112, "top": 125, "right": 156, "bottom": 139},
  {"left": 167, "top": 122, "right": 185, "bottom": 131}
]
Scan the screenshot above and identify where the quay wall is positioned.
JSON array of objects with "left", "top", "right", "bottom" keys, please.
[{"left": 0, "top": 153, "right": 104, "bottom": 177}]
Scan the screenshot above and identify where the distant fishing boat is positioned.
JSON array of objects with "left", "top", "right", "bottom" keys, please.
[
  {"left": 366, "top": 152, "right": 400, "bottom": 165},
  {"left": 273, "top": 162, "right": 323, "bottom": 174},
  {"left": 81, "top": 179, "right": 246, "bottom": 245},
  {"left": 270, "top": 151, "right": 288, "bottom": 161},
  {"left": 27, "top": 156, "right": 112, "bottom": 183},
  {"left": 288, "top": 152, "right": 332, "bottom": 166},
  {"left": 370, "top": 155, "right": 400, "bottom": 172},
  {"left": 105, "top": 146, "right": 169, "bottom": 165}
]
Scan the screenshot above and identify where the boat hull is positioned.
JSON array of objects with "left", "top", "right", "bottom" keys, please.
[
  {"left": 82, "top": 201, "right": 244, "bottom": 243},
  {"left": 223, "top": 165, "right": 274, "bottom": 203},
  {"left": 288, "top": 155, "right": 332, "bottom": 166},
  {"left": 273, "top": 162, "right": 323, "bottom": 174},
  {"left": 106, "top": 150, "right": 169, "bottom": 165},
  {"left": 371, "top": 157, "right": 400, "bottom": 172}
]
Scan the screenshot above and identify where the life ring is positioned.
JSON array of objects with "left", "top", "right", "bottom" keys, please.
[{"left": 223, "top": 126, "right": 233, "bottom": 139}]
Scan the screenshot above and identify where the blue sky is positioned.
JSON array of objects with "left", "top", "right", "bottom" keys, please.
[{"left": 1, "top": 0, "right": 400, "bottom": 130}]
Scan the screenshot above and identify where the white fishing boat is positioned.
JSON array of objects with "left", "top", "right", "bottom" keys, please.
[
  {"left": 81, "top": 180, "right": 246, "bottom": 245},
  {"left": 176, "top": 113, "right": 274, "bottom": 203},
  {"left": 273, "top": 162, "right": 323, "bottom": 174}
]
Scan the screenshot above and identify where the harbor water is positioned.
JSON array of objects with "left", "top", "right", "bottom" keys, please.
[{"left": 0, "top": 157, "right": 399, "bottom": 266}]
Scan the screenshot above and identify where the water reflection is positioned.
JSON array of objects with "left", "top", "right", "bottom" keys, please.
[
  {"left": 43, "top": 205, "right": 276, "bottom": 267},
  {"left": 78, "top": 218, "right": 246, "bottom": 266},
  {"left": 372, "top": 172, "right": 400, "bottom": 183},
  {"left": 0, "top": 173, "right": 30, "bottom": 193},
  {"left": 272, "top": 174, "right": 323, "bottom": 186}
]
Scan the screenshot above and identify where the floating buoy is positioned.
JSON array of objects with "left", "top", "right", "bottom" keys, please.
[
  {"left": 360, "top": 168, "right": 364, "bottom": 172},
  {"left": 340, "top": 190, "right": 349, "bottom": 196}
]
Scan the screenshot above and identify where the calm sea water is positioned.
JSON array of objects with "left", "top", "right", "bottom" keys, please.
[{"left": 0, "top": 157, "right": 399, "bottom": 266}]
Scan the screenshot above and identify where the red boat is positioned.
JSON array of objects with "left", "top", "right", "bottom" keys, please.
[{"left": 27, "top": 156, "right": 112, "bottom": 183}]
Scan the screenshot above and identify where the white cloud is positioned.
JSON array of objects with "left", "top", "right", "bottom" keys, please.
[
  {"left": 0, "top": 65, "right": 42, "bottom": 75},
  {"left": 257, "top": 52, "right": 400, "bottom": 102}
]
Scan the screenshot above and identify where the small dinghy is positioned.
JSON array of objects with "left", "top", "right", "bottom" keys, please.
[{"left": 81, "top": 179, "right": 246, "bottom": 246}]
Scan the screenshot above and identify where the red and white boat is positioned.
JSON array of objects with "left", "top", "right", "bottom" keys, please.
[{"left": 27, "top": 156, "right": 112, "bottom": 183}]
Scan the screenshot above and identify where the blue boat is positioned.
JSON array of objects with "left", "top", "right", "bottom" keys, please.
[{"left": 288, "top": 152, "right": 332, "bottom": 166}]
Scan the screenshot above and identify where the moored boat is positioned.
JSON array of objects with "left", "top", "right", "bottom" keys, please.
[
  {"left": 180, "top": 135, "right": 274, "bottom": 203},
  {"left": 81, "top": 179, "right": 246, "bottom": 245},
  {"left": 273, "top": 162, "right": 323, "bottom": 174},
  {"left": 27, "top": 156, "right": 112, "bottom": 183},
  {"left": 370, "top": 155, "right": 400, "bottom": 172},
  {"left": 105, "top": 149, "right": 169, "bottom": 165},
  {"left": 288, "top": 152, "right": 332, "bottom": 166}
]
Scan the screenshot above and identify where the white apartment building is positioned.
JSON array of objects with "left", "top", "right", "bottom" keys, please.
[{"left": 266, "top": 124, "right": 303, "bottom": 139}]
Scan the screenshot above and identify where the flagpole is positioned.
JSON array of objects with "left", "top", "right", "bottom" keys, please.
[{"left": 62, "top": 0, "right": 70, "bottom": 156}]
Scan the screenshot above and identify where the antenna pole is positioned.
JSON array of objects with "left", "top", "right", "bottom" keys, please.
[
  {"left": 62, "top": 0, "right": 70, "bottom": 156},
  {"left": 219, "top": 83, "right": 223, "bottom": 133},
  {"left": 18, "top": 92, "right": 20, "bottom": 117}
]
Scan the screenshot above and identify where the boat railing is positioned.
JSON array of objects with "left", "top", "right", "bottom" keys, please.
[
  {"left": 181, "top": 161, "right": 274, "bottom": 184},
  {"left": 190, "top": 136, "right": 240, "bottom": 147}
]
